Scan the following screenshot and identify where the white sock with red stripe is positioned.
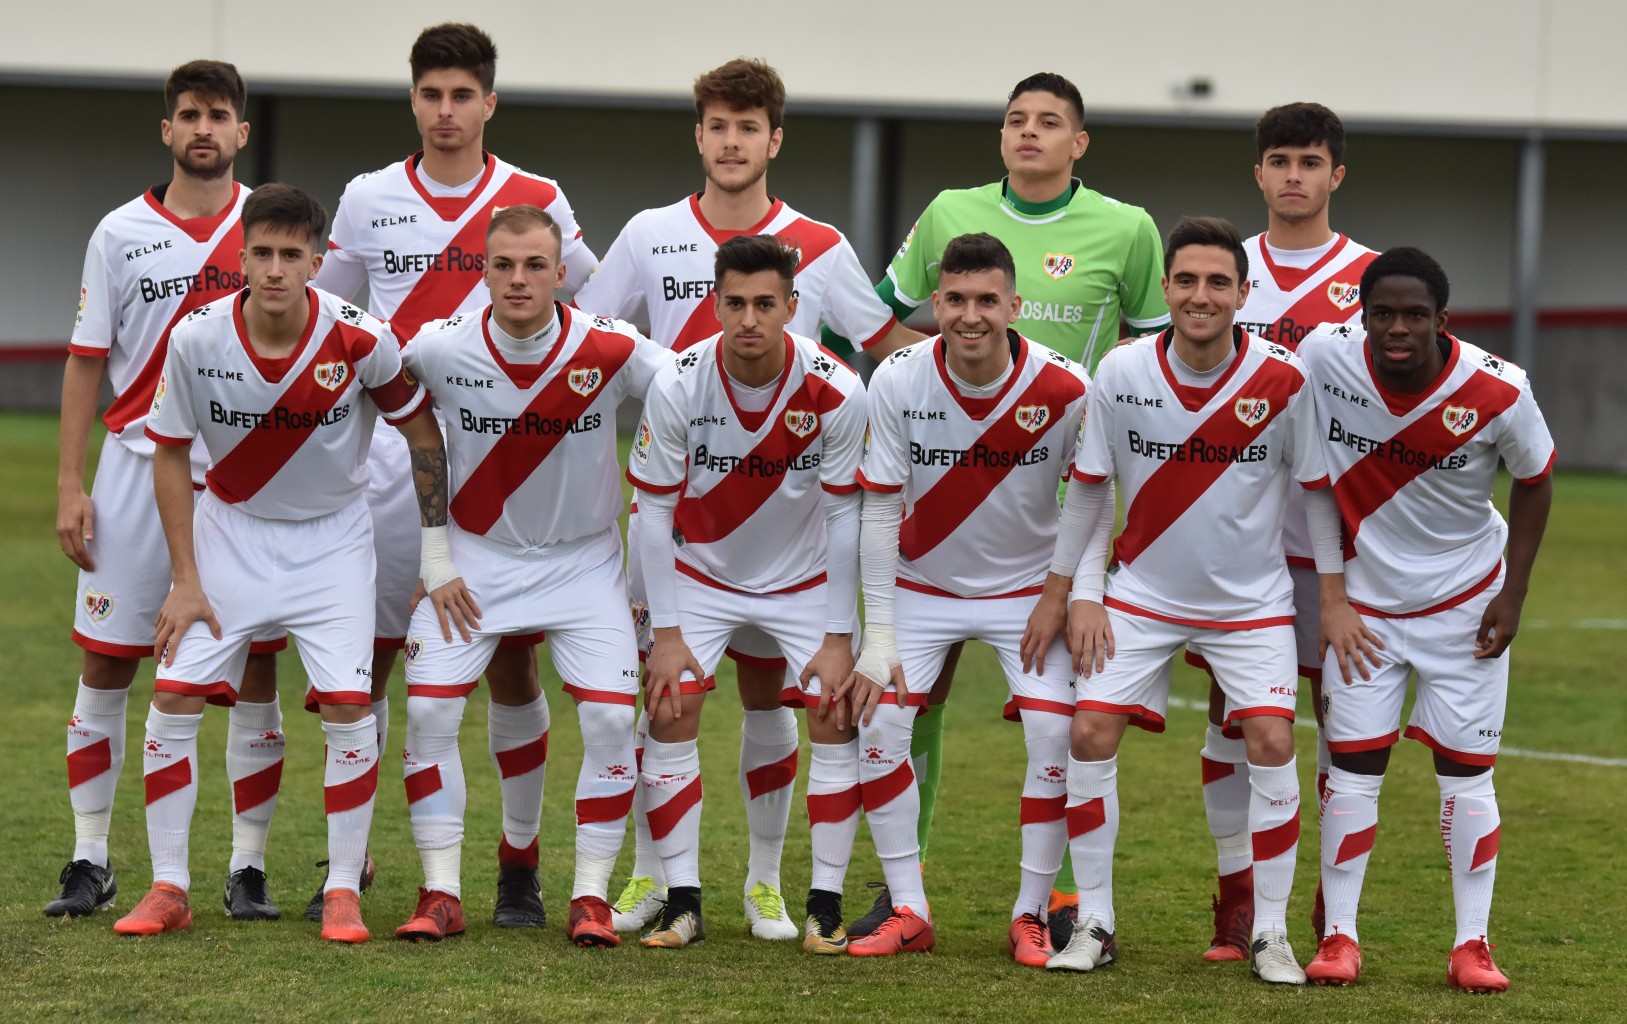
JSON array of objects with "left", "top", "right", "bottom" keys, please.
[
  {"left": 1016, "top": 711, "right": 1069, "bottom": 920},
  {"left": 66, "top": 681, "right": 127, "bottom": 867},
  {"left": 740, "top": 707, "right": 798, "bottom": 893},
  {"left": 1248, "top": 759, "right": 1301, "bottom": 937},
  {"left": 143, "top": 706, "right": 201, "bottom": 891},
  {"left": 488, "top": 695, "right": 550, "bottom": 851},
  {"left": 372, "top": 695, "right": 390, "bottom": 760},
  {"left": 858, "top": 703, "right": 927, "bottom": 918},
  {"left": 1066, "top": 754, "right": 1118, "bottom": 931},
  {"left": 628, "top": 709, "right": 666, "bottom": 887},
  {"left": 226, "top": 696, "right": 283, "bottom": 873},
  {"left": 1201, "top": 724, "right": 1252, "bottom": 878},
  {"left": 573, "top": 701, "right": 636, "bottom": 899},
  {"left": 1439, "top": 770, "right": 1499, "bottom": 946},
  {"left": 641, "top": 736, "right": 703, "bottom": 890},
  {"left": 404, "top": 695, "right": 467, "bottom": 898},
  {"left": 807, "top": 739, "right": 860, "bottom": 894},
  {"left": 1320, "top": 766, "right": 1382, "bottom": 942},
  {"left": 322, "top": 715, "right": 378, "bottom": 894}
]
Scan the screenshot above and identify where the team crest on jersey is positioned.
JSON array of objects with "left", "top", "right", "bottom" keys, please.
[
  {"left": 1234, "top": 397, "right": 1271, "bottom": 427},
  {"left": 151, "top": 373, "right": 167, "bottom": 413},
  {"left": 1043, "top": 253, "right": 1076, "bottom": 280},
  {"left": 83, "top": 590, "right": 114, "bottom": 622},
  {"left": 404, "top": 637, "right": 423, "bottom": 664},
  {"left": 785, "top": 410, "right": 818, "bottom": 438},
  {"left": 568, "top": 367, "right": 603, "bottom": 396},
  {"left": 632, "top": 421, "right": 653, "bottom": 466},
  {"left": 314, "top": 361, "right": 350, "bottom": 392},
  {"left": 1014, "top": 404, "right": 1050, "bottom": 433},
  {"left": 1442, "top": 405, "right": 1478, "bottom": 436},
  {"left": 1327, "top": 281, "right": 1361, "bottom": 311}
]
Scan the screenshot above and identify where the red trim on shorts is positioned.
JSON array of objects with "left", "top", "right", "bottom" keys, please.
[
  {"left": 663, "top": 676, "right": 717, "bottom": 697},
  {"left": 1299, "top": 664, "right": 1323, "bottom": 682},
  {"left": 72, "top": 631, "right": 152, "bottom": 659},
  {"left": 1221, "top": 723, "right": 1244, "bottom": 740},
  {"left": 898, "top": 578, "right": 1045, "bottom": 600},
  {"left": 499, "top": 631, "right": 545, "bottom": 649},
  {"left": 675, "top": 560, "right": 827, "bottom": 596},
  {"left": 1183, "top": 649, "right": 1211, "bottom": 671},
  {"left": 1231, "top": 706, "right": 1296, "bottom": 722},
  {"left": 1351, "top": 562, "right": 1502, "bottom": 619},
  {"left": 784, "top": 686, "right": 815, "bottom": 710},
  {"left": 1075, "top": 699, "right": 1167, "bottom": 733},
  {"left": 249, "top": 636, "right": 288, "bottom": 655},
  {"left": 373, "top": 636, "right": 404, "bottom": 653},
  {"left": 303, "top": 687, "right": 371, "bottom": 714},
  {"left": 1002, "top": 695, "right": 1075, "bottom": 722},
  {"left": 1404, "top": 724, "right": 1498, "bottom": 766},
  {"left": 1517, "top": 450, "right": 1556, "bottom": 485},
  {"left": 1286, "top": 555, "right": 1317, "bottom": 569},
  {"left": 406, "top": 681, "right": 480, "bottom": 699},
  {"left": 727, "top": 648, "right": 789, "bottom": 672},
  {"left": 1327, "top": 730, "right": 1401, "bottom": 754},
  {"left": 155, "top": 677, "right": 237, "bottom": 705},
  {"left": 1105, "top": 597, "right": 1294, "bottom": 631},
  {"left": 561, "top": 682, "right": 637, "bottom": 706}
]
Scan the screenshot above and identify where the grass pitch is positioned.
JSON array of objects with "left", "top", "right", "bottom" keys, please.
[{"left": 2, "top": 411, "right": 1623, "bottom": 1023}]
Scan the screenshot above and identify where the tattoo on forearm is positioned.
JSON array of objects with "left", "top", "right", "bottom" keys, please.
[{"left": 410, "top": 447, "right": 449, "bottom": 526}]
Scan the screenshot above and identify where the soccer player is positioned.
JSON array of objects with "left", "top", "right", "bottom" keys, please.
[
  {"left": 574, "top": 57, "right": 913, "bottom": 939},
  {"left": 392, "top": 205, "right": 669, "bottom": 946},
  {"left": 313, "top": 22, "right": 597, "bottom": 925},
  {"left": 116, "top": 184, "right": 456, "bottom": 943},
  {"left": 841, "top": 71, "right": 1171, "bottom": 944},
  {"left": 52, "top": 60, "right": 291, "bottom": 922},
  {"left": 842, "top": 232, "right": 1092, "bottom": 962},
  {"left": 1042, "top": 216, "right": 1371, "bottom": 983},
  {"left": 1196, "top": 102, "right": 1379, "bottom": 959},
  {"left": 627, "top": 235, "right": 866, "bottom": 951},
  {"left": 1297, "top": 248, "right": 1554, "bottom": 991}
]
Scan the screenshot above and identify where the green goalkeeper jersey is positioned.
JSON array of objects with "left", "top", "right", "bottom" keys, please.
[{"left": 881, "top": 178, "right": 1170, "bottom": 372}]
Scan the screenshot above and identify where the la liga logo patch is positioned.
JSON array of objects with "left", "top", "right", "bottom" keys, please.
[
  {"left": 314, "top": 361, "right": 349, "bottom": 392},
  {"left": 1442, "top": 405, "right": 1478, "bottom": 436},
  {"left": 1234, "top": 397, "right": 1270, "bottom": 427}
]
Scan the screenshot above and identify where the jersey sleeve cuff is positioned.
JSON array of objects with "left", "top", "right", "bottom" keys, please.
[
  {"left": 856, "top": 469, "right": 903, "bottom": 494},
  {"left": 144, "top": 426, "right": 192, "bottom": 447},
  {"left": 371, "top": 375, "right": 425, "bottom": 423},
  {"left": 67, "top": 342, "right": 110, "bottom": 358},
  {"left": 1071, "top": 469, "right": 1108, "bottom": 485},
  {"left": 1516, "top": 449, "right": 1557, "bottom": 485},
  {"left": 1125, "top": 312, "right": 1173, "bottom": 330},
  {"left": 626, "top": 468, "right": 681, "bottom": 494},
  {"left": 822, "top": 480, "right": 861, "bottom": 495},
  {"left": 382, "top": 394, "right": 430, "bottom": 427},
  {"left": 1300, "top": 474, "right": 1331, "bottom": 490},
  {"left": 856, "top": 315, "right": 900, "bottom": 352}
]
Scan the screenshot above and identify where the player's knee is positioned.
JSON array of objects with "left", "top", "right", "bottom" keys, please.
[
  {"left": 153, "top": 689, "right": 204, "bottom": 716},
  {"left": 1069, "top": 712, "right": 1122, "bottom": 761},
  {"left": 1243, "top": 721, "right": 1296, "bottom": 767},
  {"left": 645, "top": 696, "right": 703, "bottom": 743},
  {"left": 577, "top": 700, "right": 635, "bottom": 747},
  {"left": 406, "top": 694, "right": 466, "bottom": 747},
  {"left": 1330, "top": 746, "right": 1390, "bottom": 776}
]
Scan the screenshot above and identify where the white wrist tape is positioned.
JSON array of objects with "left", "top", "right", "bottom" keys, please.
[
  {"left": 419, "top": 525, "right": 462, "bottom": 593},
  {"left": 854, "top": 622, "right": 901, "bottom": 686}
]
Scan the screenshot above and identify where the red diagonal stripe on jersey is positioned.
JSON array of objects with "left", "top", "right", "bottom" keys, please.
[
  {"left": 576, "top": 789, "right": 635, "bottom": 826},
  {"left": 67, "top": 738, "right": 112, "bottom": 788},
  {"left": 899, "top": 361, "right": 1083, "bottom": 562},
  {"left": 646, "top": 775, "right": 703, "bottom": 840},
  {"left": 1334, "top": 823, "right": 1377, "bottom": 865},
  {"left": 144, "top": 757, "right": 193, "bottom": 805},
  {"left": 673, "top": 374, "right": 845, "bottom": 545},
  {"left": 1252, "top": 814, "right": 1301, "bottom": 862},
  {"left": 449, "top": 337, "right": 634, "bottom": 535},
  {"left": 745, "top": 749, "right": 799, "bottom": 799},
  {"left": 1020, "top": 795, "right": 1066, "bottom": 825},
  {"left": 1066, "top": 797, "right": 1106, "bottom": 838},
  {"left": 232, "top": 759, "right": 284, "bottom": 813},
  {"left": 324, "top": 761, "right": 380, "bottom": 815},
  {"left": 1468, "top": 825, "right": 1501, "bottom": 871},
  {"left": 404, "top": 764, "right": 443, "bottom": 805},
  {"left": 494, "top": 731, "right": 550, "bottom": 778},
  {"left": 102, "top": 221, "right": 246, "bottom": 435},
  {"left": 1113, "top": 359, "right": 1301, "bottom": 567},
  {"left": 807, "top": 785, "right": 862, "bottom": 825},
  {"left": 1201, "top": 756, "right": 1236, "bottom": 786},
  {"left": 1272, "top": 248, "right": 1377, "bottom": 349},
  {"left": 389, "top": 174, "right": 557, "bottom": 341},
  {"left": 1334, "top": 371, "right": 1521, "bottom": 548},
  {"left": 205, "top": 319, "right": 357, "bottom": 504},
  {"left": 859, "top": 760, "right": 916, "bottom": 812}
]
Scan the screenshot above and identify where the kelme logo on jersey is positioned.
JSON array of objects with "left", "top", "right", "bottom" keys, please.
[
  {"left": 1234, "top": 398, "right": 1271, "bottom": 427},
  {"left": 1327, "top": 281, "right": 1360, "bottom": 310},
  {"left": 1043, "top": 253, "right": 1076, "bottom": 280},
  {"left": 314, "top": 361, "right": 350, "bottom": 392},
  {"left": 632, "top": 421, "right": 653, "bottom": 466},
  {"left": 1014, "top": 404, "right": 1050, "bottom": 433},
  {"left": 404, "top": 637, "right": 423, "bottom": 664},
  {"left": 568, "top": 367, "right": 603, "bottom": 396},
  {"left": 1442, "top": 405, "right": 1479, "bottom": 436},
  {"left": 785, "top": 410, "right": 818, "bottom": 437},
  {"left": 83, "top": 590, "right": 114, "bottom": 622}
]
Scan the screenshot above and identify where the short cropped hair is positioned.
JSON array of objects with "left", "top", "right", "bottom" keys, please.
[
  {"left": 487, "top": 204, "right": 563, "bottom": 251},
  {"left": 241, "top": 183, "right": 327, "bottom": 248},
  {"left": 714, "top": 234, "right": 799, "bottom": 295},
  {"left": 1164, "top": 216, "right": 1248, "bottom": 280},
  {"left": 939, "top": 233, "right": 1017, "bottom": 289},
  {"left": 1360, "top": 247, "right": 1451, "bottom": 312},
  {"left": 165, "top": 60, "right": 247, "bottom": 120},
  {"left": 1008, "top": 72, "right": 1085, "bottom": 128},
  {"left": 694, "top": 59, "right": 786, "bottom": 131},
  {"left": 1256, "top": 102, "right": 1346, "bottom": 166},
  {"left": 411, "top": 23, "right": 498, "bottom": 92}
]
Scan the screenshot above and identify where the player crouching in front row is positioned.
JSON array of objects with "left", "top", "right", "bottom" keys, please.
[{"left": 119, "top": 184, "right": 466, "bottom": 943}]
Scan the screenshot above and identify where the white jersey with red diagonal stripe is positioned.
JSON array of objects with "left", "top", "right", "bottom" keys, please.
[
  {"left": 573, "top": 194, "right": 896, "bottom": 354},
  {"left": 403, "top": 303, "right": 671, "bottom": 549},
  {"left": 858, "top": 333, "right": 1088, "bottom": 597},
  {"left": 70, "top": 184, "right": 251, "bottom": 455},
  {"left": 1298, "top": 324, "right": 1556, "bottom": 615},
  {"left": 628, "top": 332, "right": 867, "bottom": 593},
  {"left": 322, "top": 153, "right": 596, "bottom": 341},
  {"left": 1074, "top": 329, "right": 1329, "bottom": 627},
  {"left": 145, "top": 287, "right": 425, "bottom": 519}
]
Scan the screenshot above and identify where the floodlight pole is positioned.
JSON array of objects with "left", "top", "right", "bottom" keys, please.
[{"left": 1511, "top": 130, "right": 1545, "bottom": 372}]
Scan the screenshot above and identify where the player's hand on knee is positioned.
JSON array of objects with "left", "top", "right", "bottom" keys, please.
[
  {"left": 1068, "top": 600, "right": 1114, "bottom": 677},
  {"left": 57, "top": 490, "right": 96, "bottom": 570},
  {"left": 804, "top": 633, "right": 857, "bottom": 723},
  {"left": 1320, "top": 599, "right": 1384, "bottom": 683},
  {"left": 646, "top": 628, "right": 701, "bottom": 720},
  {"left": 1021, "top": 588, "right": 1067, "bottom": 673},
  {"left": 1474, "top": 592, "right": 1522, "bottom": 660},
  {"left": 428, "top": 577, "right": 482, "bottom": 644},
  {"left": 154, "top": 582, "right": 220, "bottom": 667}
]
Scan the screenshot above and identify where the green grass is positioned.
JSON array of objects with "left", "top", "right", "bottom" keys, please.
[{"left": 1, "top": 410, "right": 1622, "bottom": 1023}]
